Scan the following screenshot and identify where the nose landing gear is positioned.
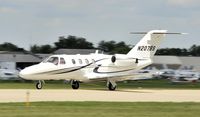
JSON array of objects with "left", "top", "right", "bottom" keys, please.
[{"left": 36, "top": 80, "right": 44, "bottom": 89}]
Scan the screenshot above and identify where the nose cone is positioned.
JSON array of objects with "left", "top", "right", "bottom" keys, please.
[
  {"left": 19, "top": 63, "right": 53, "bottom": 80},
  {"left": 19, "top": 66, "right": 36, "bottom": 80},
  {"left": 19, "top": 68, "right": 30, "bottom": 79}
]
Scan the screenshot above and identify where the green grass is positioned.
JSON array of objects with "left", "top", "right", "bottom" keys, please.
[
  {"left": 0, "top": 102, "right": 200, "bottom": 117},
  {"left": 0, "top": 79, "right": 200, "bottom": 89},
  {"left": 118, "top": 79, "right": 200, "bottom": 89}
]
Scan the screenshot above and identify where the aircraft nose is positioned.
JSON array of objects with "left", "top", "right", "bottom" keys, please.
[
  {"left": 19, "top": 68, "right": 32, "bottom": 79},
  {"left": 19, "top": 69, "right": 26, "bottom": 79}
]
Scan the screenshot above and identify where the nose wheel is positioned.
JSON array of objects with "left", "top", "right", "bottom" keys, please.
[
  {"left": 36, "top": 80, "right": 44, "bottom": 89},
  {"left": 71, "top": 80, "right": 79, "bottom": 89}
]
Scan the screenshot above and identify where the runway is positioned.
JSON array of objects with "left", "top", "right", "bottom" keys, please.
[{"left": 0, "top": 89, "right": 200, "bottom": 103}]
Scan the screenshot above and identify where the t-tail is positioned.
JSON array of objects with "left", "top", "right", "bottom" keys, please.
[{"left": 127, "top": 30, "right": 167, "bottom": 59}]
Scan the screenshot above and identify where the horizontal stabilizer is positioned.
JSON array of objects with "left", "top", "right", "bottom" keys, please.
[{"left": 130, "top": 32, "right": 187, "bottom": 35}]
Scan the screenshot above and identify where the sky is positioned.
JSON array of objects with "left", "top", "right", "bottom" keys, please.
[{"left": 0, "top": 0, "right": 199, "bottom": 50}]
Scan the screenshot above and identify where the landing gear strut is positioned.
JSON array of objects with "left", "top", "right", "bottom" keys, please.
[
  {"left": 107, "top": 81, "right": 117, "bottom": 91},
  {"left": 36, "top": 80, "right": 44, "bottom": 89},
  {"left": 71, "top": 80, "right": 79, "bottom": 89}
]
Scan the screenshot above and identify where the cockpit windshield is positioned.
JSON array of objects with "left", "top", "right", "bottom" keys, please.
[{"left": 43, "top": 57, "right": 59, "bottom": 65}]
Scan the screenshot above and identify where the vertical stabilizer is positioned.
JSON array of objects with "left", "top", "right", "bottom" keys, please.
[{"left": 127, "top": 30, "right": 167, "bottom": 59}]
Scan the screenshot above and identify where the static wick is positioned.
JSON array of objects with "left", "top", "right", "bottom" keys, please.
[{"left": 26, "top": 91, "right": 30, "bottom": 107}]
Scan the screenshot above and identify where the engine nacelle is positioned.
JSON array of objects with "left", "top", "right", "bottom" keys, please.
[
  {"left": 110, "top": 54, "right": 137, "bottom": 66},
  {"left": 111, "top": 55, "right": 116, "bottom": 63}
]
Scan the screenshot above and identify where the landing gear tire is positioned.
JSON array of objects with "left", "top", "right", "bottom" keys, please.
[
  {"left": 36, "top": 81, "right": 43, "bottom": 89},
  {"left": 108, "top": 82, "right": 116, "bottom": 91},
  {"left": 71, "top": 80, "right": 79, "bottom": 89}
]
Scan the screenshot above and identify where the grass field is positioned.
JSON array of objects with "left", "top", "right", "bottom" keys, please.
[
  {"left": 1, "top": 80, "right": 200, "bottom": 117},
  {"left": 0, "top": 102, "right": 200, "bottom": 117},
  {"left": 0, "top": 79, "right": 200, "bottom": 89}
]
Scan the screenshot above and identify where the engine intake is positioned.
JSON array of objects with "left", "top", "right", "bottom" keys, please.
[{"left": 111, "top": 56, "right": 116, "bottom": 63}]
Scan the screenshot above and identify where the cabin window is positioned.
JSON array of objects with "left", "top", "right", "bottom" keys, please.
[
  {"left": 72, "top": 59, "right": 76, "bottom": 64},
  {"left": 47, "top": 57, "right": 59, "bottom": 65},
  {"left": 60, "top": 58, "right": 66, "bottom": 65},
  {"left": 79, "top": 59, "right": 82, "bottom": 64},
  {"left": 85, "top": 59, "right": 89, "bottom": 64}
]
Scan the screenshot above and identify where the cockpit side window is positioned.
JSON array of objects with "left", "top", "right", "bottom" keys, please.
[
  {"left": 46, "top": 57, "right": 59, "bottom": 65},
  {"left": 60, "top": 57, "right": 66, "bottom": 65}
]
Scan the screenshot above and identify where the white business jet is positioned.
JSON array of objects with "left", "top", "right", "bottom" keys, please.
[{"left": 19, "top": 30, "right": 183, "bottom": 90}]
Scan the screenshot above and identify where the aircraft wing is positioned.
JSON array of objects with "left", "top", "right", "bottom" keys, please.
[{"left": 88, "top": 72, "right": 153, "bottom": 82}]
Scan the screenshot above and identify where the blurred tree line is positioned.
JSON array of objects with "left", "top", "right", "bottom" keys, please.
[
  {"left": 155, "top": 45, "right": 200, "bottom": 56},
  {"left": 0, "top": 35, "right": 199, "bottom": 56},
  {"left": 29, "top": 36, "right": 131, "bottom": 54},
  {"left": 0, "top": 42, "right": 24, "bottom": 51}
]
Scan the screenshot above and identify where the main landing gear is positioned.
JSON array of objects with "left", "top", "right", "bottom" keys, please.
[
  {"left": 107, "top": 81, "right": 117, "bottom": 91},
  {"left": 36, "top": 80, "right": 44, "bottom": 89},
  {"left": 71, "top": 80, "right": 80, "bottom": 89}
]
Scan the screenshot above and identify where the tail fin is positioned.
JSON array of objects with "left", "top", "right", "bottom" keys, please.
[{"left": 127, "top": 30, "right": 167, "bottom": 59}]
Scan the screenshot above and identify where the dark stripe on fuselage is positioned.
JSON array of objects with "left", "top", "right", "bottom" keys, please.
[
  {"left": 35, "top": 67, "right": 74, "bottom": 75},
  {"left": 93, "top": 65, "right": 135, "bottom": 74},
  {"left": 34, "top": 58, "right": 107, "bottom": 75},
  {"left": 54, "top": 63, "right": 93, "bottom": 74},
  {"left": 53, "top": 58, "right": 109, "bottom": 74},
  {"left": 33, "top": 57, "right": 145, "bottom": 75}
]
